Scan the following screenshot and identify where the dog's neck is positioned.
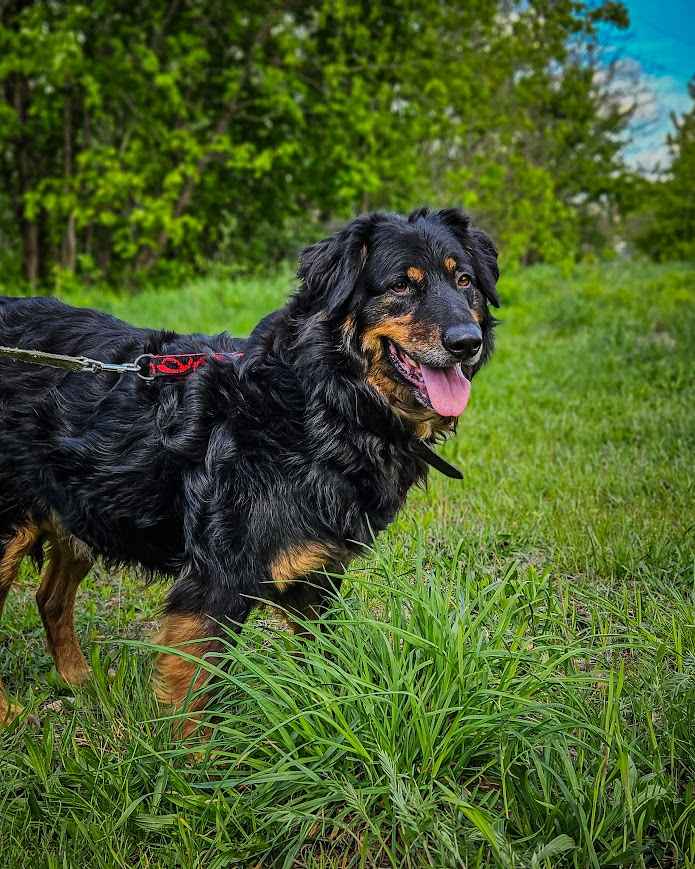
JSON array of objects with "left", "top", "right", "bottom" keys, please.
[{"left": 245, "top": 307, "right": 431, "bottom": 490}]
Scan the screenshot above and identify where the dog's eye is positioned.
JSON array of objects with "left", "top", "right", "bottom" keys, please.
[
  {"left": 390, "top": 280, "right": 409, "bottom": 295},
  {"left": 457, "top": 274, "right": 472, "bottom": 290}
]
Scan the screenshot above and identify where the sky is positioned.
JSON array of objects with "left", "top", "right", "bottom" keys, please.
[{"left": 615, "top": 0, "right": 694, "bottom": 172}]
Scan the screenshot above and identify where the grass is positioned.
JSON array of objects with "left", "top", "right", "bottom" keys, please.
[{"left": 0, "top": 259, "right": 694, "bottom": 867}]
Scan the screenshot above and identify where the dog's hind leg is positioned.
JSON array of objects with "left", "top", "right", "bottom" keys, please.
[
  {"left": 35, "top": 531, "right": 93, "bottom": 686},
  {"left": 0, "top": 523, "right": 41, "bottom": 723}
]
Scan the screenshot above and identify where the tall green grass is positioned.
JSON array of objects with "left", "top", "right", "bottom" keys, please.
[{"left": 0, "top": 260, "right": 694, "bottom": 866}]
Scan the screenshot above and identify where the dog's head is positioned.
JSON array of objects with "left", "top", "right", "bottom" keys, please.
[{"left": 296, "top": 208, "right": 499, "bottom": 434}]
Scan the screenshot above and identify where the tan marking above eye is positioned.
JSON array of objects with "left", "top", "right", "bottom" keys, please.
[
  {"left": 444, "top": 257, "right": 456, "bottom": 272},
  {"left": 406, "top": 266, "right": 424, "bottom": 282}
]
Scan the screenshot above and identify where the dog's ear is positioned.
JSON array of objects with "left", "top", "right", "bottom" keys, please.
[
  {"left": 408, "top": 206, "right": 431, "bottom": 223},
  {"left": 468, "top": 227, "right": 500, "bottom": 308},
  {"left": 435, "top": 208, "right": 500, "bottom": 308},
  {"left": 298, "top": 214, "right": 384, "bottom": 313}
]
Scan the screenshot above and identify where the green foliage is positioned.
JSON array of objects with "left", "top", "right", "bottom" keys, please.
[
  {"left": 633, "top": 78, "right": 695, "bottom": 261},
  {"left": 0, "top": 0, "right": 634, "bottom": 287},
  {"left": 1, "top": 260, "right": 694, "bottom": 866}
]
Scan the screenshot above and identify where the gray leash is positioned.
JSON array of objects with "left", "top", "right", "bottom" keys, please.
[{"left": 0, "top": 345, "right": 151, "bottom": 378}]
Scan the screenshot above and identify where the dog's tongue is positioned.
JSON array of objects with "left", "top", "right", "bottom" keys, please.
[{"left": 420, "top": 364, "right": 471, "bottom": 417}]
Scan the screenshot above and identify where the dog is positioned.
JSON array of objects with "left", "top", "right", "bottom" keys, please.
[{"left": 0, "top": 207, "right": 499, "bottom": 730}]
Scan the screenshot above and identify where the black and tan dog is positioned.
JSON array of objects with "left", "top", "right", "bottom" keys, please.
[{"left": 0, "top": 208, "right": 498, "bottom": 729}]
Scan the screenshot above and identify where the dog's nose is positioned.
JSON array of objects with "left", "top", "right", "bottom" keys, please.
[{"left": 442, "top": 324, "right": 482, "bottom": 359}]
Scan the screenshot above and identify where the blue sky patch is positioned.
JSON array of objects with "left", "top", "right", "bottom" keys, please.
[{"left": 615, "top": 0, "right": 694, "bottom": 171}]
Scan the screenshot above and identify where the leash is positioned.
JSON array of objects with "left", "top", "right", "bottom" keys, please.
[
  {"left": 0, "top": 345, "right": 242, "bottom": 381},
  {"left": 0, "top": 344, "right": 462, "bottom": 478}
]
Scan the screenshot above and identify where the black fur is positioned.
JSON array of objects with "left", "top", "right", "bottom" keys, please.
[{"left": 0, "top": 208, "right": 498, "bottom": 706}]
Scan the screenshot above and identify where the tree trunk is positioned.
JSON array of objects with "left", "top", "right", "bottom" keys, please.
[
  {"left": 12, "top": 75, "right": 40, "bottom": 285},
  {"left": 83, "top": 105, "right": 94, "bottom": 268},
  {"left": 62, "top": 90, "right": 77, "bottom": 271},
  {"left": 22, "top": 219, "right": 39, "bottom": 285}
]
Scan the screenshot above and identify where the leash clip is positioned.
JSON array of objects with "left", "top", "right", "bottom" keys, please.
[
  {"left": 133, "top": 354, "right": 156, "bottom": 381},
  {"left": 78, "top": 356, "right": 146, "bottom": 377}
]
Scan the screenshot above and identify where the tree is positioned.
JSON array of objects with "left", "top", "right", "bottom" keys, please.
[
  {"left": 634, "top": 78, "right": 695, "bottom": 261},
  {"left": 0, "top": 0, "right": 635, "bottom": 287}
]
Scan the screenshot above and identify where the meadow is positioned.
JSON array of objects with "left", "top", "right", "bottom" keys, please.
[{"left": 0, "top": 260, "right": 694, "bottom": 867}]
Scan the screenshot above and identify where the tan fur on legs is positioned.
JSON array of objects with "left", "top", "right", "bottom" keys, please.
[
  {"left": 0, "top": 524, "right": 40, "bottom": 616},
  {"left": 35, "top": 532, "right": 93, "bottom": 686},
  {"left": 154, "top": 614, "right": 218, "bottom": 737},
  {"left": 1, "top": 524, "right": 41, "bottom": 725},
  {"left": 0, "top": 694, "right": 25, "bottom": 725}
]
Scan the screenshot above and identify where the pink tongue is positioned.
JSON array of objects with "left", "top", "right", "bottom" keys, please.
[{"left": 420, "top": 364, "right": 471, "bottom": 417}]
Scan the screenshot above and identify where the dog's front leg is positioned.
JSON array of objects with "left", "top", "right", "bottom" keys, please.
[{"left": 153, "top": 593, "right": 251, "bottom": 737}]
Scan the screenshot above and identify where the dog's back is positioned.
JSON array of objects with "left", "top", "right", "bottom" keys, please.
[
  {"left": 0, "top": 295, "right": 160, "bottom": 365},
  {"left": 0, "top": 296, "right": 162, "bottom": 542}
]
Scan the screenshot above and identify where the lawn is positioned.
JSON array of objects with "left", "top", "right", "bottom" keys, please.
[{"left": 0, "top": 260, "right": 694, "bottom": 868}]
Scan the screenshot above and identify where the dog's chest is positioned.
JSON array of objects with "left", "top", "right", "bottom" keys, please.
[{"left": 339, "top": 449, "right": 423, "bottom": 540}]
